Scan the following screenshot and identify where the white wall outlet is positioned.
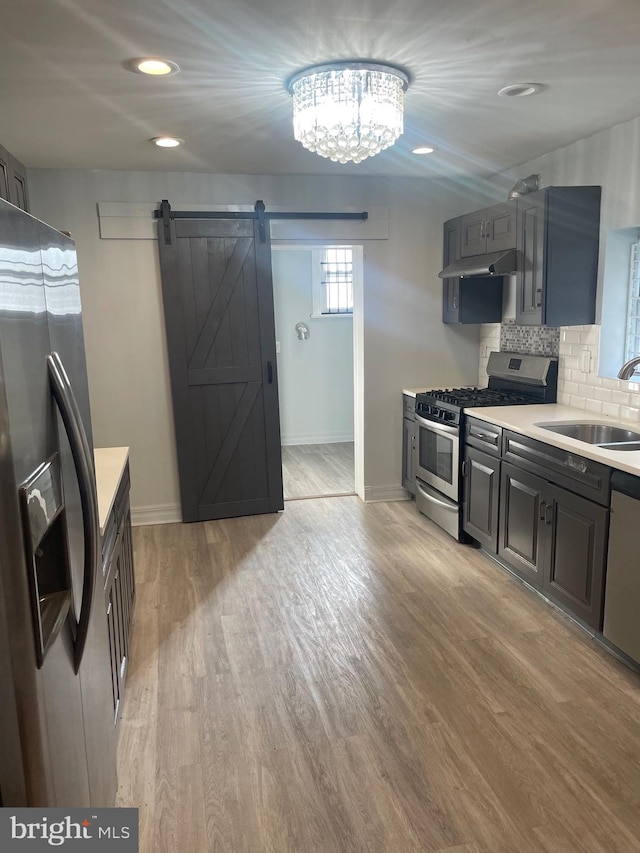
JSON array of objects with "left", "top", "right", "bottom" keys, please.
[
  {"left": 275, "top": 341, "right": 281, "bottom": 354},
  {"left": 580, "top": 348, "right": 591, "bottom": 373}
]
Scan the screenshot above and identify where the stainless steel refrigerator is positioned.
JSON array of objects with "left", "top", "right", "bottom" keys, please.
[{"left": 0, "top": 199, "right": 116, "bottom": 806}]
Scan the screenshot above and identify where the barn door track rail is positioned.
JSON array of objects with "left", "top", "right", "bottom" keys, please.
[{"left": 155, "top": 199, "right": 368, "bottom": 244}]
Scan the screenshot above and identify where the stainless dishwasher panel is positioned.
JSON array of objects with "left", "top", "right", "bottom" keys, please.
[{"left": 603, "top": 484, "right": 640, "bottom": 665}]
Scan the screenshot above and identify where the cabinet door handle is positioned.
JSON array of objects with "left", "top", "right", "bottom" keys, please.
[
  {"left": 545, "top": 503, "right": 553, "bottom": 525},
  {"left": 535, "top": 288, "right": 543, "bottom": 308},
  {"left": 480, "top": 221, "right": 485, "bottom": 239},
  {"left": 485, "top": 220, "right": 491, "bottom": 240},
  {"left": 539, "top": 500, "right": 546, "bottom": 521},
  {"left": 461, "top": 460, "right": 468, "bottom": 477},
  {"left": 452, "top": 294, "right": 458, "bottom": 309}
]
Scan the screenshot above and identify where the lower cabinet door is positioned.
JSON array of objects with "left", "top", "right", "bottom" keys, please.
[
  {"left": 499, "top": 462, "right": 546, "bottom": 587},
  {"left": 543, "top": 484, "right": 608, "bottom": 629},
  {"left": 463, "top": 447, "right": 500, "bottom": 552}
]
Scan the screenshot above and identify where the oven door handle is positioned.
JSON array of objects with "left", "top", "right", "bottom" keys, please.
[
  {"left": 415, "top": 413, "right": 459, "bottom": 436},
  {"left": 415, "top": 479, "right": 458, "bottom": 510}
]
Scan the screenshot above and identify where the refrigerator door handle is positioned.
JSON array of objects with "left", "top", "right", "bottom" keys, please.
[{"left": 46, "top": 351, "right": 100, "bottom": 674}]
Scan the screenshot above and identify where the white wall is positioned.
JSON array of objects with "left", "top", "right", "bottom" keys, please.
[
  {"left": 482, "top": 113, "right": 640, "bottom": 421},
  {"left": 272, "top": 249, "right": 354, "bottom": 445},
  {"left": 27, "top": 169, "right": 483, "bottom": 517}
]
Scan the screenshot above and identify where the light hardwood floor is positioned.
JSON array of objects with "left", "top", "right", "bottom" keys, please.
[
  {"left": 116, "top": 498, "right": 640, "bottom": 852},
  {"left": 282, "top": 442, "right": 355, "bottom": 499}
]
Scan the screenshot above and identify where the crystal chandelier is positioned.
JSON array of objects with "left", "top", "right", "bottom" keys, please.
[{"left": 287, "top": 62, "right": 409, "bottom": 164}]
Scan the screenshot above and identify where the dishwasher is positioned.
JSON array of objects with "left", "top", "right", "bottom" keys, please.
[{"left": 603, "top": 470, "right": 640, "bottom": 666}]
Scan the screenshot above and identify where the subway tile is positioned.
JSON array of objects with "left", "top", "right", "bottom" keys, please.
[
  {"left": 592, "top": 387, "right": 612, "bottom": 402},
  {"left": 600, "top": 377, "right": 620, "bottom": 390},
  {"left": 612, "top": 389, "right": 631, "bottom": 406},
  {"left": 601, "top": 402, "right": 621, "bottom": 418},
  {"left": 562, "top": 330, "right": 581, "bottom": 344},
  {"left": 569, "top": 395, "right": 587, "bottom": 410},
  {"left": 580, "top": 328, "right": 600, "bottom": 346},
  {"left": 567, "top": 368, "right": 583, "bottom": 382},
  {"left": 563, "top": 381, "right": 579, "bottom": 395},
  {"left": 584, "top": 398, "right": 603, "bottom": 414},
  {"left": 558, "top": 391, "right": 572, "bottom": 405},
  {"left": 620, "top": 406, "right": 640, "bottom": 422}
]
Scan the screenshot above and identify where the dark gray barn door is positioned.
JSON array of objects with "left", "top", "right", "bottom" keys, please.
[{"left": 157, "top": 215, "right": 283, "bottom": 522}]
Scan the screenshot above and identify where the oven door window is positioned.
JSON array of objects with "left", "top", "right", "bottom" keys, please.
[{"left": 419, "top": 429, "right": 454, "bottom": 484}]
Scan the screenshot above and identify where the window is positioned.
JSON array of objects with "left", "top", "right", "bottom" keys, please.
[
  {"left": 311, "top": 247, "right": 354, "bottom": 317},
  {"left": 625, "top": 240, "right": 640, "bottom": 363}
]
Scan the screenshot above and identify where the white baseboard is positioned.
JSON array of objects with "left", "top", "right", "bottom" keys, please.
[
  {"left": 281, "top": 433, "right": 354, "bottom": 447},
  {"left": 131, "top": 487, "right": 408, "bottom": 523},
  {"left": 363, "top": 485, "right": 412, "bottom": 502},
  {"left": 131, "top": 503, "right": 182, "bottom": 526}
]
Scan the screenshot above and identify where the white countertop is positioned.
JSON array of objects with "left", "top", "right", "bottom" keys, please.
[
  {"left": 465, "top": 404, "right": 640, "bottom": 476},
  {"left": 403, "top": 387, "right": 432, "bottom": 398},
  {"left": 94, "top": 447, "right": 129, "bottom": 535}
]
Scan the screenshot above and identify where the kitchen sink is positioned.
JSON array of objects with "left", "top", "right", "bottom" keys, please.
[
  {"left": 535, "top": 421, "right": 640, "bottom": 447},
  {"left": 597, "top": 442, "right": 640, "bottom": 451}
]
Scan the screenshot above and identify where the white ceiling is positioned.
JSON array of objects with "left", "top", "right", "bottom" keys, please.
[{"left": 2, "top": 0, "right": 640, "bottom": 178}]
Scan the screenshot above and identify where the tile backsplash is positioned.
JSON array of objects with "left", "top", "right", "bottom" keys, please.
[
  {"left": 479, "top": 323, "right": 640, "bottom": 422},
  {"left": 500, "top": 322, "right": 560, "bottom": 357}
]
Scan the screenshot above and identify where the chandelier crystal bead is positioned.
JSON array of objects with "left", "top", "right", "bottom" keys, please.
[{"left": 288, "top": 62, "right": 409, "bottom": 164}]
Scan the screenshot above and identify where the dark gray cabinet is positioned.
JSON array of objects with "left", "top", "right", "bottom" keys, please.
[
  {"left": 102, "top": 463, "right": 135, "bottom": 725},
  {"left": 402, "top": 394, "right": 416, "bottom": 495},
  {"left": 460, "top": 202, "right": 516, "bottom": 258},
  {"left": 516, "top": 185, "right": 601, "bottom": 326},
  {"left": 442, "top": 206, "right": 509, "bottom": 325},
  {"left": 498, "top": 433, "right": 609, "bottom": 629},
  {"left": 463, "top": 447, "right": 501, "bottom": 552},
  {"left": 463, "top": 421, "right": 610, "bottom": 630},
  {"left": 499, "top": 462, "right": 546, "bottom": 588},
  {"left": 0, "top": 143, "right": 29, "bottom": 212},
  {"left": 442, "top": 217, "right": 461, "bottom": 324},
  {"left": 544, "top": 485, "right": 608, "bottom": 628}
]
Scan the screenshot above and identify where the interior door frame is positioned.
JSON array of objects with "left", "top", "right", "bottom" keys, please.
[{"left": 271, "top": 242, "right": 364, "bottom": 499}]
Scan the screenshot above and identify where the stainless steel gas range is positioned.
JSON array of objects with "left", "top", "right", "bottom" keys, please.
[{"left": 414, "top": 352, "right": 558, "bottom": 540}]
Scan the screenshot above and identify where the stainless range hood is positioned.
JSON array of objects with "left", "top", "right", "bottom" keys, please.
[{"left": 438, "top": 248, "right": 517, "bottom": 279}]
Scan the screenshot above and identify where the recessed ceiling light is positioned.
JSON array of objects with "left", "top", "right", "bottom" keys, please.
[
  {"left": 125, "top": 57, "right": 180, "bottom": 76},
  {"left": 151, "top": 136, "right": 183, "bottom": 148},
  {"left": 498, "top": 83, "right": 543, "bottom": 98},
  {"left": 412, "top": 146, "right": 435, "bottom": 155}
]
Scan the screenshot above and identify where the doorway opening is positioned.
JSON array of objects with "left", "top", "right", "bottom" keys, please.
[{"left": 271, "top": 244, "right": 362, "bottom": 500}]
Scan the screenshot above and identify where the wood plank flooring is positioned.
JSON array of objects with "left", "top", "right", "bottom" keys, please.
[
  {"left": 116, "top": 498, "right": 640, "bottom": 852},
  {"left": 282, "top": 442, "right": 355, "bottom": 499}
]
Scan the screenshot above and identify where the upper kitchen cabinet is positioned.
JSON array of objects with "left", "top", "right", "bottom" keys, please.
[
  {"left": 460, "top": 202, "right": 516, "bottom": 258},
  {"left": 442, "top": 217, "right": 461, "bottom": 323},
  {"left": 516, "top": 185, "right": 601, "bottom": 326},
  {"left": 441, "top": 216, "right": 503, "bottom": 324},
  {"left": 0, "top": 143, "right": 30, "bottom": 213}
]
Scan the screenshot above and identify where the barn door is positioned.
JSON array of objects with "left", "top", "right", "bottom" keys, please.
[{"left": 157, "top": 213, "right": 283, "bottom": 521}]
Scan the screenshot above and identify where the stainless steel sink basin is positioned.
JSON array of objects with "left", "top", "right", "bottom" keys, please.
[
  {"left": 597, "top": 442, "right": 640, "bottom": 451},
  {"left": 535, "top": 421, "right": 640, "bottom": 447}
]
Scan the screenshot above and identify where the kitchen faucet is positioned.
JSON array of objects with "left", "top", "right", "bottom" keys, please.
[{"left": 617, "top": 355, "right": 640, "bottom": 379}]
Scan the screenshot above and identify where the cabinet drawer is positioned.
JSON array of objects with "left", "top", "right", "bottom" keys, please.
[
  {"left": 502, "top": 430, "right": 610, "bottom": 505},
  {"left": 465, "top": 417, "right": 502, "bottom": 456},
  {"left": 403, "top": 394, "right": 416, "bottom": 420}
]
